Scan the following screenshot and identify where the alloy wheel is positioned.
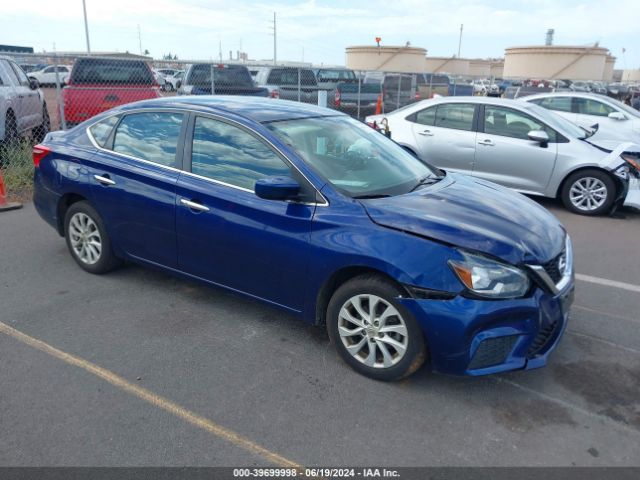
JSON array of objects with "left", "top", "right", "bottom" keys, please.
[
  {"left": 338, "top": 294, "right": 409, "bottom": 369},
  {"left": 569, "top": 177, "right": 607, "bottom": 211},
  {"left": 68, "top": 212, "right": 102, "bottom": 265}
]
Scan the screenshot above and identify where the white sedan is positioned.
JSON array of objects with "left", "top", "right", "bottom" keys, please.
[
  {"left": 523, "top": 92, "right": 640, "bottom": 147},
  {"left": 365, "top": 96, "right": 640, "bottom": 215},
  {"left": 28, "top": 65, "right": 71, "bottom": 87}
]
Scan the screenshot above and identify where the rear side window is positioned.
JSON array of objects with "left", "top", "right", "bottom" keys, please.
[
  {"left": 191, "top": 116, "right": 291, "bottom": 191},
  {"left": 413, "top": 106, "right": 436, "bottom": 126},
  {"left": 113, "top": 112, "right": 184, "bottom": 167},
  {"left": 89, "top": 115, "right": 120, "bottom": 147},
  {"left": 575, "top": 98, "right": 615, "bottom": 117},
  {"left": 71, "top": 59, "right": 154, "bottom": 85},
  {"left": 435, "top": 103, "right": 475, "bottom": 131}
]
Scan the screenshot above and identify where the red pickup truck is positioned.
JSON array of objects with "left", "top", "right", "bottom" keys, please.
[{"left": 62, "top": 57, "right": 161, "bottom": 126}]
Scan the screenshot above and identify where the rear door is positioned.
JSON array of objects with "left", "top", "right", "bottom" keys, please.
[
  {"left": 8, "top": 61, "right": 41, "bottom": 130},
  {"left": 175, "top": 114, "right": 316, "bottom": 310},
  {"left": 409, "top": 102, "right": 477, "bottom": 175},
  {"left": 473, "top": 105, "right": 558, "bottom": 193},
  {"left": 86, "top": 110, "right": 186, "bottom": 267}
]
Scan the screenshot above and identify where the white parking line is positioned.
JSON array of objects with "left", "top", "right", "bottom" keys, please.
[{"left": 575, "top": 273, "right": 640, "bottom": 293}]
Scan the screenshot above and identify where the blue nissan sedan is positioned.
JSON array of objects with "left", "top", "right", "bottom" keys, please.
[{"left": 32, "top": 96, "right": 574, "bottom": 381}]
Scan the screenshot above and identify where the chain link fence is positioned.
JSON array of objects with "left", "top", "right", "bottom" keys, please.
[{"left": 3, "top": 51, "right": 637, "bottom": 198}]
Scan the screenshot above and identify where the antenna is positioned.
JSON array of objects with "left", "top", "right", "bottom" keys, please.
[
  {"left": 268, "top": 12, "right": 277, "bottom": 65},
  {"left": 138, "top": 24, "right": 143, "bottom": 55}
]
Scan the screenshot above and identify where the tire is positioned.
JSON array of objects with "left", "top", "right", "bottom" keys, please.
[
  {"left": 561, "top": 169, "right": 616, "bottom": 216},
  {"left": 64, "top": 201, "right": 121, "bottom": 274},
  {"left": 33, "top": 104, "right": 50, "bottom": 143},
  {"left": 327, "top": 274, "right": 427, "bottom": 381}
]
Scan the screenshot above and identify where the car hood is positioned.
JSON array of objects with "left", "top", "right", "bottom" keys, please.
[{"left": 362, "top": 173, "right": 565, "bottom": 265}]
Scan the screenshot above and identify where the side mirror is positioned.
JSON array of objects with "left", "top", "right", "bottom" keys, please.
[
  {"left": 528, "top": 130, "right": 549, "bottom": 146},
  {"left": 255, "top": 176, "right": 300, "bottom": 200},
  {"left": 608, "top": 111, "right": 627, "bottom": 121},
  {"left": 29, "top": 78, "right": 39, "bottom": 90}
]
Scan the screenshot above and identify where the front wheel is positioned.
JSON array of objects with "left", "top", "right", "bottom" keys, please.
[
  {"left": 64, "top": 201, "right": 121, "bottom": 274},
  {"left": 327, "top": 275, "right": 427, "bottom": 381},
  {"left": 561, "top": 169, "right": 616, "bottom": 215}
]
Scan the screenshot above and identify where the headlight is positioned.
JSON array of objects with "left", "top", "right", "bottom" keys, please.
[
  {"left": 621, "top": 153, "right": 640, "bottom": 172},
  {"left": 449, "top": 252, "right": 530, "bottom": 299}
]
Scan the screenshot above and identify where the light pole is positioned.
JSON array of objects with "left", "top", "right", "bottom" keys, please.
[{"left": 82, "top": 0, "right": 91, "bottom": 53}]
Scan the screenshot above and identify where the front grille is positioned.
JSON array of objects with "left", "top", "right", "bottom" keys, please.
[
  {"left": 468, "top": 335, "right": 518, "bottom": 370},
  {"left": 527, "top": 320, "right": 560, "bottom": 357},
  {"left": 542, "top": 250, "right": 566, "bottom": 284}
]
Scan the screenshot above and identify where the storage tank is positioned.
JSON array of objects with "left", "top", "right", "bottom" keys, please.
[
  {"left": 345, "top": 45, "right": 427, "bottom": 73},
  {"left": 424, "top": 56, "right": 469, "bottom": 75},
  {"left": 503, "top": 45, "right": 610, "bottom": 80},
  {"left": 603, "top": 55, "right": 616, "bottom": 82}
]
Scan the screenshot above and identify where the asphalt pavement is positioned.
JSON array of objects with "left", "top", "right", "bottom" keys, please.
[{"left": 1, "top": 200, "right": 639, "bottom": 467}]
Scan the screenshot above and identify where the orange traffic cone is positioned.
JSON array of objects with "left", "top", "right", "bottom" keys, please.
[
  {"left": 374, "top": 93, "right": 383, "bottom": 115},
  {"left": 0, "top": 170, "right": 22, "bottom": 212}
]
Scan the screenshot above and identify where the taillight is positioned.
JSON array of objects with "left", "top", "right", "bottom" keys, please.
[
  {"left": 270, "top": 89, "right": 280, "bottom": 99},
  {"left": 415, "top": 91, "right": 421, "bottom": 100},
  {"left": 335, "top": 89, "right": 341, "bottom": 107},
  {"left": 32, "top": 144, "right": 51, "bottom": 168}
]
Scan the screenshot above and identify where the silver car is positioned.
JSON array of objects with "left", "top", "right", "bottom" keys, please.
[
  {"left": 366, "top": 97, "right": 640, "bottom": 215},
  {"left": 523, "top": 92, "right": 640, "bottom": 147}
]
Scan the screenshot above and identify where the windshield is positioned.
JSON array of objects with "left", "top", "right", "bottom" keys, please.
[
  {"left": 188, "top": 65, "right": 253, "bottom": 86},
  {"left": 267, "top": 116, "right": 441, "bottom": 198},
  {"left": 71, "top": 59, "right": 154, "bottom": 85},
  {"left": 524, "top": 103, "right": 587, "bottom": 139},
  {"left": 604, "top": 96, "right": 640, "bottom": 118}
]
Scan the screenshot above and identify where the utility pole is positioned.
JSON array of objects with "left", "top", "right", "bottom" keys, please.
[
  {"left": 219, "top": 40, "right": 223, "bottom": 63},
  {"left": 457, "top": 24, "right": 463, "bottom": 58},
  {"left": 269, "top": 12, "right": 277, "bottom": 65},
  {"left": 82, "top": 0, "right": 91, "bottom": 53},
  {"left": 137, "top": 24, "right": 142, "bottom": 55}
]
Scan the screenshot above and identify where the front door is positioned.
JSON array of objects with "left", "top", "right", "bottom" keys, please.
[
  {"left": 176, "top": 114, "right": 316, "bottom": 311},
  {"left": 473, "top": 105, "right": 558, "bottom": 194}
]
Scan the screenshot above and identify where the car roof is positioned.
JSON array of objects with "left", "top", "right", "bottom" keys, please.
[
  {"left": 116, "top": 96, "right": 346, "bottom": 123},
  {"left": 404, "top": 96, "right": 538, "bottom": 108},
  {"left": 523, "top": 91, "right": 612, "bottom": 101}
]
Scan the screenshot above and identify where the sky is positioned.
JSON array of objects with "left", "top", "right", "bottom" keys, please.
[{"left": 3, "top": 0, "right": 640, "bottom": 69}]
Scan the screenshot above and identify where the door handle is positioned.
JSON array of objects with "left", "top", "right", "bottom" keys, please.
[
  {"left": 418, "top": 130, "right": 434, "bottom": 136},
  {"left": 478, "top": 139, "right": 495, "bottom": 146},
  {"left": 94, "top": 174, "right": 116, "bottom": 186},
  {"left": 180, "top": 198, "right": 210, "bottom": 212}
]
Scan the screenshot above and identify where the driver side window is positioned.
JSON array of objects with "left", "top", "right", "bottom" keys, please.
[{"left": 484, "top": 106, "right": 556, "bottom": 142}]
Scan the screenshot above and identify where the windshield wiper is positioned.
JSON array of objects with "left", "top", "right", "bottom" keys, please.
[
  {"left": 409, "top": 175, "right": 440, "bottom": 192},
  {"left": 353, "top": 194, "right": 392, "bottom": 199}
]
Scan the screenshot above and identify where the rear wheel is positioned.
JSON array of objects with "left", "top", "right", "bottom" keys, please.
[
  {"left": 561, "top": 169, "right": 616, "bottom": 215},
  {"left": 327, "top": 274, "right": 427, "bottom": 381},
  {"left": 64, "top": 201, "right": 121, "bottom": 274}
]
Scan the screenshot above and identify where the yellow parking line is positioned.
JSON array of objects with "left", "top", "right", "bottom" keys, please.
[{"left": 0, "top": 321, "right": 301, "bottom": 469}]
